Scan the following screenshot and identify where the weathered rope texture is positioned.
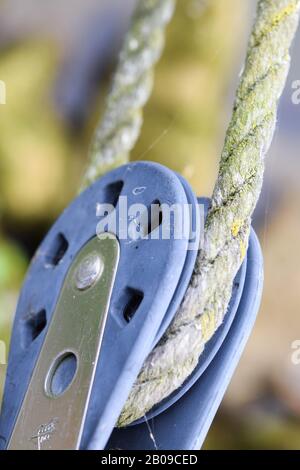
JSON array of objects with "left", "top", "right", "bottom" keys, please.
[
  {"left": 81, "top": 0, "right": 176, "bottom": 189},
  {"left": 118, "top": 0, "right": 300, "bottom": 426}
]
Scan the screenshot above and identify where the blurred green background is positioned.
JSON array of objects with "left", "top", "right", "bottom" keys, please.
[{"left": 1, "top": 0, "right": 300, "bottom": 449}]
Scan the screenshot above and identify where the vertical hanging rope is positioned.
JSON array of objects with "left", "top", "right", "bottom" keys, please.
[{"left": 81, "top": 0, "right": 176, "bottom": 189}]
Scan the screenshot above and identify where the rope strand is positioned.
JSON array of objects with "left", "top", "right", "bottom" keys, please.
[
  {"left": 117, "top": 0, "right": 300, "bottom": 426},
  {"left": 81, "top": 0, "right": 175, "bottom": 189},
  {"left": 80, "top": 0, "right": 300, "bottom": 425}
]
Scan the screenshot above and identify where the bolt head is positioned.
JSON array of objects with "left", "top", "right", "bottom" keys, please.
[{"left": 75, "top": 253, "right": 103, "bottom": 290}]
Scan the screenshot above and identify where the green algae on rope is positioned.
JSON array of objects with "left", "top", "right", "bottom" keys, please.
[
  {"left": 79, "top": 0, "right": 300, "bottom": 426},
  {"left": 117, "top": 0, "right": 300, "bottom": 426}
]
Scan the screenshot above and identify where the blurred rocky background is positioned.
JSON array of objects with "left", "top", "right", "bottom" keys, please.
[{"left": 0, "top": 0, "right": 300, "bottom": 449}]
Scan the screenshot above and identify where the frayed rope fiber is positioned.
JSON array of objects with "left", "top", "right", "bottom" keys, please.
[{"left": 82, "top": 0, "right": 300, "bottom": 426}]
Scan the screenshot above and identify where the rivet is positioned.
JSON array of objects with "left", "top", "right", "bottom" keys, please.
[{"left": 75, "top": 253, "right": 103, "bottom": 290}]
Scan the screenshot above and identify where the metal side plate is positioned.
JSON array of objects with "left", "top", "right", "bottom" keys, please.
[
  {"left": 0, "top": 162, "right": 199, "bottom": 450},
  {"left": 8, "top": 236, "right": 119, "bottom": 450}
]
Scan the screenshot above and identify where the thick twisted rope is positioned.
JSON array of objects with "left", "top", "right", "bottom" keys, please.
[
  {"left": 82, "top": 0, "right": 300, "bottom": 426},
  {"left": 81, "top": 0, "right": 176, "bottom": 189}
]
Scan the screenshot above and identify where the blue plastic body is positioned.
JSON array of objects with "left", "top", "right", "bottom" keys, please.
[
  {"left": 131, "top": 197, "right": 247, "bottom": 424},
  {"left": 0, "top": 162, "right": 263, "bottom": 451},
  {"left": 0, "top": 162, "right": 199, "bottom": 450}
]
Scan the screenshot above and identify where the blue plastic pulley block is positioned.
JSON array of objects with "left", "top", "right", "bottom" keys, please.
[{"left": 0, "top": 161, "right": 263, "bottom": 450}]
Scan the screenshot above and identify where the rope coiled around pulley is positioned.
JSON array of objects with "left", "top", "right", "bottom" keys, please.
[{"left": 82, "top": 0, "right": 300, "bottom": 426}]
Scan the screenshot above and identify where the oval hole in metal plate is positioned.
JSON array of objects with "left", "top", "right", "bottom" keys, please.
[
  {"left": 46, "top": 352, "right": 78, "bottom": 398},
  {"left": 7, "top": 235, "right": 120, "bottom": 450}
]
